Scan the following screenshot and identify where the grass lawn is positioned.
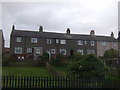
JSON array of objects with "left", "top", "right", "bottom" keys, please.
[
  {"left": 53, "top": 65, "right": 68, "bottom": 76},
  {"left": 2, "top": 66, "right": 53, "bottom": 76}
]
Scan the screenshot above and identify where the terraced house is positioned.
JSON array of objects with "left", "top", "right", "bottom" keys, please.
[{"left": 10, "top": 25, "right": 119, "bottom": 59}]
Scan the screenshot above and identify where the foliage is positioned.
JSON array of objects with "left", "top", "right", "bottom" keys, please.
[
  {"left": 54, "top": 53, "right": 64, "bottom": 63},
  {"left": 67, "top": 54, "right": 106, "bottom": 79},
  {"left": 103, "top": 49, "right": 119, "bottom": 59},
  {"left": 41, "top": 53, "right": 49, "bottom": 61},
  {"left": 73, "top": 52, "right": 83, "bottom": 62}
]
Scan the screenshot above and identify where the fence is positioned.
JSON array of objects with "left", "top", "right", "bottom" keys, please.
[{"left": 2, "top": 76, "right": 120, "bottom": 89}]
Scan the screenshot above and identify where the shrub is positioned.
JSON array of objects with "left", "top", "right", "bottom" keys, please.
[
  {"left": 67, "top": 54, "right": 106, "bottom": 79},
  {"left": 41, "top": 53, "right": 49, "bottom": 61},
  {"left": 103, "top": 49, "right": 119, "bottom": 59}
]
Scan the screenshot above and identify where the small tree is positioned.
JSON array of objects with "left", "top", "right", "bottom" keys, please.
[
  {"left": 67, "top": 54, "right": 105, "bottom": 79},
  {"left": 41, "top": 53, "right": 49, "bottom": 61},
  {"left": 104, "top": 49, "right": 118, "bottom": 59}
]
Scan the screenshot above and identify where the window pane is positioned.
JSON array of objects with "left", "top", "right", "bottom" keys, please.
[
  {"left": 51, "top": 49, "right": 56, "bottom": 54},
  {"left": 91, "top": 41, "right": 95, "bottom": 46},
  {"left": 47, "top": 39, "right": 52, "bottom": 44},
  {"left": 31, "top": 38, "right": 38, "bottom": 43},
  {"left": 56, "top": 39, "right": 59, "bottom": 43},
  {"left": 60, "top": 40, "right": 66, "bottom": 44},
  {"left": 77, "top": 49, "right": 83, "bottom": 55},
  {"left": 15, "top": 47, "right": 22, "bottom": 54},
  {"left": 102, "top": 42, "right": 106, "bottom": 46},
  {"left": 17, "top": 37, "right": 22, "bottom": 42},
  {"left": 78, "top": 40, "right": 83, "bottom": 45},
  {"left": 60, "top": 49, "right": 66, "bottom": 55},
  {"left": 27, "top": 48, "right": 32, "bottom": 53}
]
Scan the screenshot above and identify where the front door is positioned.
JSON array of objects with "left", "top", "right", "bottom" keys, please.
[{"left": 70, "top": 50, "right": 74, "bottom": 55}]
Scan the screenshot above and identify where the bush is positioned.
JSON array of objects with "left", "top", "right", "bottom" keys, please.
[
  {"left": 67, "top": 54, "right": 106, "bottom": 79},
  {"left": 54, "top": 53, "right": 64, "bottom": 63},
  {"left": 103, "top": 49, "right": 119, "bottom": 59},
  {"left": 41, "top": 53, "right": 49, "bottom": 61}
]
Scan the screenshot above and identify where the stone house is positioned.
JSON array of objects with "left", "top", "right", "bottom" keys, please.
[{"left": 10, "top": 25, "right": 119, "bottom": 59}]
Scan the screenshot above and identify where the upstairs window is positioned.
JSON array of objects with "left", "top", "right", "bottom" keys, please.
[
  {"left": 16, "top": 37, "right": 22, "bottom": 42},
  {"left": 77, "top": 49, "right": 83, "bottom": 55},
  {"left": 15, "top": 47, "right": 22, "bottom": 54},
  {"left": 27, "top": 48, "right": 32, "bottom": 54},
  {"left": 60, "top": 49, "right": 66, "bottom": 55},
  {"left": 91, "top": 41, "right": 95, "bottom": 46},
  {"left": 47, "top": 39, "right": 52, "bottom": 44},
  {"left": 78, "top": 40, "right": 83, "bottom": 45},
  {"left": 56, "top": 39, "right": 59, "bottom": 44},
  {"left": 84, "top": 41, "right": 87, "bottom": 44},
  {"left": 102, "top": 42, "right": 106, "bottom": 46},
  {"left": 60, "top": 40, "right": 66, "bottom": 44},
  {"left": 31, "top": 38, "right": 38, "bottom": 43}
]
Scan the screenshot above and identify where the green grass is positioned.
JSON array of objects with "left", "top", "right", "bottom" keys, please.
[
  {"left": 2, "top": 66, "right": 53, "bottom": 76},
  {"left": 53, "top": 65, "right": 68, "bottom": 76}
]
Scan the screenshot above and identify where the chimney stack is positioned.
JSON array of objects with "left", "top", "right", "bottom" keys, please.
[
  {"left": 90, "top": 30, "right": 95, "bottom": 36},
  {"left": 111, "top": 32, "right": 114, "bottom": 38},
  {"left": 66, "top": 28, "right": 70, "bottom": 35},
  {"left": 12, "top": 25, "right": 15, "bottom": 30},
  {"left": 39, "top": 26, "right": 43, "bottom": 32}
]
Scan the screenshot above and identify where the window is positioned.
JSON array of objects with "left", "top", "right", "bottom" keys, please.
[
  {"left": 60, "top": 49, "right": 66, "bottom": 55},
  {"left": 16, "top": 37, "right": 22, "bottom": 42},
  {"left": 87, "top": 49, "right": 91, "bottom": 54},
  {"left": 60, "top": 40, "right": 66, "bottom": 44},
  {"left": 91, "top": 50, "right": 95, "bottom": 54},
  {"left": 91, "top": 41, "right": 95, "bottom": 46},
  {"left": 51, "top": 49, "right": 56, "bottom": 54},
  {"left": 56, "top": 39, "right": 59, "bottom": 43},
  {"left": 15, "top": 47, "right": 22, "bottom": 54},
  {"left": 35, "top": 48, "right": 40, "bottom": 54},
  {"left": 77, "top": 49, "right": 83, "bottom": 55},
  {"left": 87, "top": 49, "right": 95, "bottom": 54},
  {"left": 78, "top": 40, "right": 83, "bottom": 45},
  {"left": 84, "top": 41, "right": 87, "bottom": 44},
  {"left": 47, "top": 39, "right": 52, "bottom": 44},
  {"left": 27, "top": 48, "right": 32, "bottom": 54},
  {"left": 102, "top": 42, "right": 106, "bottom": 46},
  {"left": 31, "top": 38, "right": 38, "bottom": 43}
]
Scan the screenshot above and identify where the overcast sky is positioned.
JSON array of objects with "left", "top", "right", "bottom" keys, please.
[{"left": 1, "top": 0, "right": 120, "bottom": 47}]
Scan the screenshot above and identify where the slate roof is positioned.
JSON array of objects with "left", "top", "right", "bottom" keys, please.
[{"left": 11, "top": 30, "right": 118, "bottom": 42}]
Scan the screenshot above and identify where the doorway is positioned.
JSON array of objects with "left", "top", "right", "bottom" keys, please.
[{"left": 70, "top": 50, "right": 74, "bottom": 55}]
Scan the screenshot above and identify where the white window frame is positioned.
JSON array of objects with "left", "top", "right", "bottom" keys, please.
[
  {"left": 15, "top": 47, "right": 22, "bottom": 54},
  {"left": 77, "top": 49, "right": 84, "bottom": 55},
  {"left": 78, "top": 40, "right": 83, "bottom": 45},
  {"left": 31, "top": 38, "right": 38, "bottom": 43},
  {"left": 60, "top": 49, "right": 66, "bottom": 55},
  {"left": 51, "top": 49, "right": 56, "bottom": 54},
  {"left": 47, "top": 39, "right": 52, "bottom": 44},
  {"left": 16, "top": 37, "right": 22, "bottom": 42},
  {"left": 35, "top": 48, "right": 41, "bottom": 54},
  {"left": 56, "top": 39, "right": 59, "bottom": 44},
  {"left": 102, "top": 42, "right": 106, "bottom": 46},
  {"left": 91, "top": 41, "right": 95, "bottom": 46},
  {"left": 84, "top": 41, "right": 87, "bottom": 44},
  {"left": 60, "top": 40, "right": 66, "bottom": 44},
  {"left": 27, "top": 48, "right": 32, "bottom": 54}
]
